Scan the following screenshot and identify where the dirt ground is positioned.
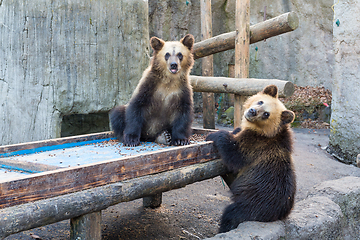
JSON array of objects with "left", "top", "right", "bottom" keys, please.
[{"left": 5, "top": 127, "right": 360, "bottom": 240}]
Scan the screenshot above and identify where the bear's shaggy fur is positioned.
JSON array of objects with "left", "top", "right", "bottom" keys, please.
[
  {"left": 206, "top": 85, "right": 296, "bottom": 233},
  {"left": 110, "top": 34, "right": 194, "bottom": 146}
]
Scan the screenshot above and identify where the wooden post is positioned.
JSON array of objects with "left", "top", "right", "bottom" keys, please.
[
  {"left": 200, "top": 0, "right": 215, "bottom": 129},
  {"left": 143, "top": 193, "right": 162, "bottom": 208},
  {"left": 70, "top": 211, "right": 102, "bottom": 240},
  {"left": 234, "top": 0, "right": 250, "bottom": 128}
]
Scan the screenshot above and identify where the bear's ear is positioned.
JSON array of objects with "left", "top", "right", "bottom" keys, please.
[
  {"left": 150, "top": 37, "right": 165, "bottom": 51},
  {"left": 263, "top": 85, "right": 278, "bottom": 98},
  {"left": 181, "top": 34, "right": 194, "bottom": 51},
  {"left": 281, "top": 110, "right": 295, "bottom": 125}
]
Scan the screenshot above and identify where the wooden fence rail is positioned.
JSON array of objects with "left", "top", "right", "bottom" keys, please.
[{"left": 193, "top": 11, "right": 299, "bottom": 59}]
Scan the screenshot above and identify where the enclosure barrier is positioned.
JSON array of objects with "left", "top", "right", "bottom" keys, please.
[
  {"left": 193, "top": 11, "right": 299, "bottom": 59},
  {"left": 190, "top": 76, "right": 294, "bottom": 97}
]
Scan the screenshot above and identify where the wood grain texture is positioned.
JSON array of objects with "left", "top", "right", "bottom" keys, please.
[
  {"left": 234, "top": 0, "right": 251, "bottom": 128},
  {"left": 200, "top": 0, "right": 215, "bottom": 129}
]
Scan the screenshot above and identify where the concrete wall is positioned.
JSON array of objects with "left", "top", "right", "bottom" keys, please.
[
  {"left": 328, "top": 0, "right": 360, "bottom": 165},
  {"left": 149, "top": 0, "right": 334, "bottom": 89},
  {"left": 0, "top": 0, "right": 150, "bottom": 145}
]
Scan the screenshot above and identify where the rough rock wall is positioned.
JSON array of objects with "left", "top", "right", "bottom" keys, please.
[
  {"left": 329, "top": 0, "right": 360, "bottom": 165},
  {"left": 0, "top": 0, "right": 149, "bottom": 145},
  {"left": 149, "top": 0, "right": 334, "bottom": 89}
]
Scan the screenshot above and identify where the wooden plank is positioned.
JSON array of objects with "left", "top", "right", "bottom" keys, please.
[
  {"left": 234, "top": 0, "right": 250, "bottom": 128},
  {"left": 0, "top": 159, "right": 227, "bottom": 238},
  {"left": 190, "top": 76, "right": 294, "bottom": 97},
  {"left": 0, "top": 141, "right": 218, "bottom": 209},
  {"left": 0, "top": 158, "right": 61, "bottom": 173},
  {"left": 192, "top": 11, "right": 299, "bottom": 59},
  {"left": 0, "top": 131, "right": 114, "bottom": 156},
  {"left": 200, "top": 0, "right": 215, "bottom": 129}
]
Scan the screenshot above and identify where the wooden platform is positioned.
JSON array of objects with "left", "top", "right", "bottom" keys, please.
[{"left": 0, "top": 129, "right": 227, "bottom": 239}]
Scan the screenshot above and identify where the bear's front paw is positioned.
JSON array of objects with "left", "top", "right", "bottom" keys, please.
[
  {"left": 172, "top": 138, "right": 190, "bottom": 146},
  {"left": 123, "top": 134, "right": 140, "bottom": 147},
  {"left": 155, "top": 131, "right": 171, "bottom": 145},
  {"left": 206, "top": 130, "right": 232, "bottom": 145}
]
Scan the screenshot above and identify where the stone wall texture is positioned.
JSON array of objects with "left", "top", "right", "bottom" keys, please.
[
  {"left": 149, "top": 0, "right": 334, "bottom": 89},
  {"left": 0, "top": 0, "right": 150, "bottom": 145},
  {"left": 328, "top": 0, "right": 360, "bottom": 165}
]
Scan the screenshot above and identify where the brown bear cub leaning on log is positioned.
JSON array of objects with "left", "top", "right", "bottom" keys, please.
[
  {"left": 110, "top": 34, "right": 194, "bottom": 147},
  {"left": 206, "top": 85, "right": 296, "bottom": 233}
]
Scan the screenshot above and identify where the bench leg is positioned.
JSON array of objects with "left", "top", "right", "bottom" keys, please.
[
  {"left": 143, "top": 193, "right": 162, "bottom": 208},
  {"left": 70, "top": 211, "right": 102, "bottom": 240}
]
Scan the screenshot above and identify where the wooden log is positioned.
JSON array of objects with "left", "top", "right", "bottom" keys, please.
[
  {"left": 190, "top": 76, "right": 294, "bottom": 97},
  {"left": 200, "top": 0, "right": 215, "bottom": 129},
  {"left": 234, "top": 0, "right": 250, "bottom": 128},
  {"left": 192, "top": 11, "right": 299, "bottom": 59},
  {"left": 70, "top": 211, "right": 102, "bottom": 240},
  {"left": 0, "top": 159, "right": 227, "bottom": 238}
]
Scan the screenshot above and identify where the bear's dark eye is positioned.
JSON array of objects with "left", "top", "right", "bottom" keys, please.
[
  {"left": 262, "top": 112, "right": 270, "bottom": 119},
  {"left": 177, "top": 52, "right": 183, "bottom": 61},
  {"left": 165, "top": 53, "right": 170, "bottom": 61},
  {"left": 258, "top": 101, "right": 264, "bottom": 105}
]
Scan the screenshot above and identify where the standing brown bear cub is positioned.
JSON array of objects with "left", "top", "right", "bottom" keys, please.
[
  {"left": 110, "top": 34, "right": 194, "bottom": 147},
  {"left": 206, "top": 85, "right": 296, "bottom": 233}
]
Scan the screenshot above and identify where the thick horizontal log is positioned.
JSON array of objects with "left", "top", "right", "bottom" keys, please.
[
  {"left": 193, "top": 11, "right": 299, "bottom": 59},
  {"left": 190, "top": 75, "right": 294, "bottom": 97},
  {"left": 0, "top": 159, "right": 227, "bottom": 238}
]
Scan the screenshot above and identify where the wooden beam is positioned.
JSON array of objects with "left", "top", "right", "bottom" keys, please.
[
  {"left": 193, "top": 11, "right": 299, "bottom": 59},
  {"left": 200, "top": 0, "right": 215, "bottom": 129},
  {"left": 0, "top": 159, "right": 227, "bottom": 238},
  {"left": 190, "top": 75, "right": 294, "bottom": 97},
  {"left": 234, "top": 0, "right": 250, "bottom": 128}
]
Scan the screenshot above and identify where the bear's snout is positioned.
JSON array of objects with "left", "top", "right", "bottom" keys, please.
[
  {"left": 248, "top": 108, "right": 257, "bottom": 116},
  {"left": 245, "top": 108, "right": 258, "bottom": 122},
  {"left": 170, "top": 62, "right": 178, "bottom": 73}
]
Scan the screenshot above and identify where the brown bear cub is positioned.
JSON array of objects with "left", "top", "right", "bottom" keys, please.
[
  {"left": 206, "top": 85, "right": 296, "bottom": 233},
  {"left": 110, "top": 34, "right": 194, "bottom": 147}
]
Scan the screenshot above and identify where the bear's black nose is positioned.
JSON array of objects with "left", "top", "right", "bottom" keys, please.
[
  {"left": 170, "top": 62, "right": 178, "bottom": 70},
  {"left": 249, "top": 108, "right": 257, "bottom": 116}
]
